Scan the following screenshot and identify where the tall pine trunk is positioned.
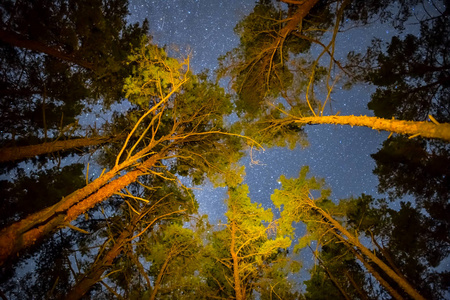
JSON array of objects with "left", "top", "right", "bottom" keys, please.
[
  {"left": 230, "top": 221, "right": 244, "bottom": 300},
  {"left": 149, "top": 251, "right": 173, "bottom": 300},
  {"left": 0, "top": 135, "right": 116, "bottom": 163},
  {"left": 0, "top": 150, "right": 166, "bottom": 266},
  {"left": 316, "top": 256, "right": 351, "bottom": 300},
  {"left": 279, "top": 0, "right": 319, "bottom": 38},
  {"left": 64, "top": 222, "right": 135, "bottom": 300},
  {"left": 343, "top": 269, "right": 370, "bottom": 300},
  {"left": 294, "top": 115, "right": 450, "bottom": 141},
  {"left": 314, "top": 205, "right": 425, "bottom": 300}
]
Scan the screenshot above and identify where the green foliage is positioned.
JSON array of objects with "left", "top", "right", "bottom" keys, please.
[
  {"left": 120, "top": 40, "right": 244, "bottom": 187},
  {"left": 344, "top": 0, "right": 420, "bottom": 29},
  {"left": 272, "top": 166, "right": 331, "bottom": 238},
  {"left": 3, "top": 1, "right": 449, "bottom": 299},
  {"left": 145, "top": 223, "right": 201, "bottom": 269},
  {"left": 304, "top": 242, "right": 370, "bottom": 299},
  {"left": 1, "top": 232, "right": 75, "bottom": 299},
  {"left": 301, "top": 192, "right": 450, "bottom": 300},
  {"left": 81, "top": 178, "right": 200, "bottom": 299},
  {"left": 372, "top": 136, "right": 450, "bottom": 207},
  {"left": 344, "top": 7, "right": 450, "bottom": 298},
  {"left": 123, "top": 40, "right": 185, "bottom": 107},
  {"left": 305, "top": 270, "right": 344, "bottom": 300},
  {"left": 236, "top": 102, "right": 310, "bottom": 150},
  {"left": 226, "top": 184, "right": 273, "bottom": 224},
  {"left": 258, "top": 256, "right": 302, "bottom": 300}
]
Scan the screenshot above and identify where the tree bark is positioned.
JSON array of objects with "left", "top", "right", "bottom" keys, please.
[
  {"left": 65, "top": 206, "right": 186, "bottom": 299},
  {"left": 294, "top": 115, "right": 450, "bottom": 142},
  {"left": 0, "top": 149, "right": 166, "bottom": 266},
  {"left": 372, "top": 237, "right": 409, "bottom": 283},
  {"left": 314, "top": 206, "right": 425, "bottom": 300},
  {"left": 279, "top": 0, "right": 320, "bottom": 39},
  {"left": 314, "top": 252, "right": 351, "bottom": 300},
  {"left": 149, "top": 250, "right": 173, "bottom": 300},
  {"left": 260, "top": 0, "right": 319, "bottom": 82},
  {"left": 346, "top": 245, "right": 404, "bottom": 300},
  {"left": 343, "top": 269, "right": 370, "bottom": 300},
  {"left": 0, "top": 29, "right": 95, "bottom": 70},
  {"left": 64, "top": 224, "right": 135, "bottom": 300},
  {"left": 230, "top": 221, "right": 244, "bottom": 300},
  {"left": 0, "top": 135, "right": 116, "bottom": 163}
]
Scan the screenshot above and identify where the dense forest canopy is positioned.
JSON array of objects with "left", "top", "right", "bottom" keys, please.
[{"left": 0, "top": 0, "right": 448, "bottom": 299}]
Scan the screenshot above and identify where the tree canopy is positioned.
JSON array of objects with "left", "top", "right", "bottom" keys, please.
[{"left": 0, "top": 0, "right": 448, "bottom": 299}]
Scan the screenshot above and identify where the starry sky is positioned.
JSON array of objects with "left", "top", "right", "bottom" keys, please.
[
  {"left": 123, "top": 4, "right": 447, "bottom": 285},
  {"left": 126, "top": 0, "right": 405, "bottom": 225}
]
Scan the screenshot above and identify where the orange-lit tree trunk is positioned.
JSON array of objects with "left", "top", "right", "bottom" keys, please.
[
  {"left": 230, "top": 220, "right": 244, "bottom": 300},
  {"left": 314, "top": 253, "right": 351, "bottom": 300},
  {"left": 346, "top": 245, "right": 404, "bottom": 300},
  {"left": 312, "top": 205, "right": 425, "bottom": 300},
  {"left": 0, "top": 135, "right": 117, "bottom": 163},
  {"left": 293, "top": 115, "right": 450, "bottom": 142},
  {"left": 65, "top": 223, "right": 135, "bottom": 300},
  {"left": 343, "top": 269, "right": 370, "bottom": 300},
  {"left": 372, "top": 236, "right": 409, "bottom": 283},
  {"left": 0, "top": 149, "right": 166, "bottom": 266},
  {"left": 0, "top": 29, "right": 95, "bottom": 70},
  {"left": 149, "top": 250, "right": 173, "bottom": 300},
  {"left": 278, "top": 0, "right": 319, "bottom": 38},
  {"left": 65, "top": 205, "right": 186, "bottom": 299}
]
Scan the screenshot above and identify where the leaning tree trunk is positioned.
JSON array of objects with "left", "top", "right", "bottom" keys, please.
[
  {"left": 230, "top": 221, "right": 244, "bottom": 300},
  {"left": 149, "top": 250, "right": 173, "bottom": 300},
  {"left": 314, "top": 206, "right": 425, "bottom": 300},
  {"left": 315, "top": 255, "right": 351, "bottom": 300},
  {"left": 293, "top": 115, "right": 450, "bottom": 142},
  {"left": 0, "top": 29, "right": 95, "bottom": 70},
  {"left": 0, "top": 148, "right": 166, "bottom": 266},
  {"left": 345, "top": 243, "right": 404, "bottom": 300},
  {"left": 0, "top": 135, "right": 117, "bottom": 163},
  {"left": 343, "top": 269, "right": 370, "bottom": 300}
]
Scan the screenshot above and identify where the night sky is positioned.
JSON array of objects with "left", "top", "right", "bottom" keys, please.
[
  {"left": 126, "top": 0, "right": 405, "bottom": 225},
  {"left": 1, "top": 1, "right": 447, "bottom": 297}
]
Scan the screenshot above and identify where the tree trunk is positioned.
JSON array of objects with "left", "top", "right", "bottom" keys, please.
[
  {"left": 346, "top": 245, "right": 404, "bottom": 300},
  {"left": 0, "top": 135, "right": 116, "bottom": 163},
  {"left": 294, "top": 115, "right": 450, "bottom": 142},
  {"left": 314, "top": 206, "right": 425, "bottom": 300},
  {"left": 65, "top": 205, "right": 185, "bottom": 299},
  {"left": 314, "top": 252, "right": 351, "bottom": 300},
  {"left": 0, "top": 149, "right": 166, "bottom": 266},
  {"left": 64, "top": 224, "right": 135, "bottom": 300},
  {"left": 343, "top": 269, "right": 370, "bottom": 300},
  {"left": 257, "top": 0, "right": 319, "bottom": 85},
  {"left": 150, "top": 250, "right": 173, "bottom": 300},
  {"left": 322, "top": 265, "right": 351, "bottom": 300},
  {"left": 372, "top": 237, "right": 409, "bottom": 283},
  {"left": 230, "top": 221, "right": 244, "bottom": 300},
  {"left": 0, "top": 29, "right": 95, "bottom": 70}
]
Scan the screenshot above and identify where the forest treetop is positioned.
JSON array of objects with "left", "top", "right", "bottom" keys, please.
[{"left": 0, "top": 0, "right": 448, "bottom": 299}]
